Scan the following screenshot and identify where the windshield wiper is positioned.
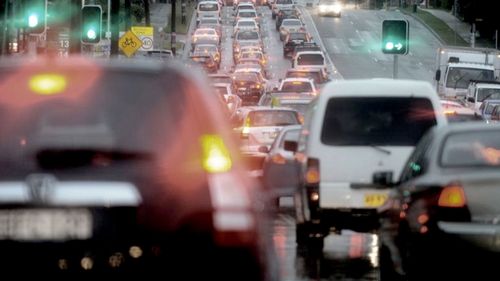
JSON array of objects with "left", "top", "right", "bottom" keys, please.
[
  {"left": 369, "top": 145, "right": 391, "bottom": 155},
  {"left": 481, "top": 93, "right": 494, "bottom": 102}
]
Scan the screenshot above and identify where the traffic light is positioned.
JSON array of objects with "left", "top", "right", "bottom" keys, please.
[
  {"left": 81, "top": 5, "right": 102, "bottom": 44},
  {"left": 24, "top": 0, "right": 47, "bottom": 34},
  {"left": 382, "top": 20, "right": 409, "bottom": 55}
]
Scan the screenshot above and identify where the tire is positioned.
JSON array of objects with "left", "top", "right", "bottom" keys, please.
[{"left": 296, "top": 223, "right": 324, "bottom": 252}]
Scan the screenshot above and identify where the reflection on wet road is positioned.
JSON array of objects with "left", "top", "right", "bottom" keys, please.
[{"left": 272, "top": 210, "right": 379, "bottom": 281}]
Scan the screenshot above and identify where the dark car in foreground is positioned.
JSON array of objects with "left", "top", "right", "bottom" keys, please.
[
  {"left": 0, "top": 56, "right": 275, "bottom": 280},
  {"left": 377, "top": 123, "right": 500, "bottom": 281}
]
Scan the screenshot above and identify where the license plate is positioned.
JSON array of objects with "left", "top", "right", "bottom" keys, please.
[
  {"left": 364, "top": 194, "right": 387, "bottom": 207},
  {"left": 0, "top": 209, "right": 92, "bottom": 241}
]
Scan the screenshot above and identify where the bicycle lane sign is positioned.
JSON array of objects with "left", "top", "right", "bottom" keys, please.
[{"left": 119, "top": 30, "right": 143, "bottom": 58}]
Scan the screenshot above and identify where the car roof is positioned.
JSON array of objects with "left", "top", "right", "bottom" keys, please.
[
  {"left": 282, "top": 77, "right": 314, "bottom": 83},
  {"left": 319, "top": 79, "right": 438, "bottom": 99}
]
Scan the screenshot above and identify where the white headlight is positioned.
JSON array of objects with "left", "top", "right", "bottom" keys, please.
[{"left": 332, "top": 4, "right": 342, "bottom": 13}]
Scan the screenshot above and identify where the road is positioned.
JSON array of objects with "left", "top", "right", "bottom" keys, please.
[
  {"left": 188, "top": 4, "right": 443, "bottom": 281},
  {"left": 310, "top": 7, "right": 441, "bottom": 82}
]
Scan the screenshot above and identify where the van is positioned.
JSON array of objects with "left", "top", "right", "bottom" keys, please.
[
  {"left": 197, "top": 1, "right": 221, "bottom": 22},
  {"left": 288, "top": 79, "right": 447, "bottom": 249},
  {"left": 292, "top": 50, "right": 327, "bottom": 74}
]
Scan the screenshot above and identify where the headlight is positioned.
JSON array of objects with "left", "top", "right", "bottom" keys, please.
[{"left": 319, "top": 5, "right": 327, "bottom": 12}]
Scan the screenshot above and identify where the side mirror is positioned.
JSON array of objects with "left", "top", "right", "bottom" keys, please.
[
  {"left": 258, "top": 146, "right": 269, "bottom": 153},
  {"left": 283, "top": 140, "right": 298, "bottom": 152},
  {"left": 467, "top": 97, "right": 475, "bottom": 103},
  {"left": 435, "top": 69, "right": 441, "bottom": 81},
  {"left": 372, "top": 171, "right": 395, "bottom": 188}
]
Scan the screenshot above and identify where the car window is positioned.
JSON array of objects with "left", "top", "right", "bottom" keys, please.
[
  {"left": 281, "top": 81, "right": 312, "bottom": 92},
  {"left": 399, "top": 129, "right": 434, "bottom": 182},
  {"left": 321, "top": 97, "right": 437, "bottom": 146},
  {"left": 297, "top": 54, "right": 324, "bottom": 66},
  {"left": 237, "top": 31, "right": 259, "bottom": 40},
  {"left": 199, "top": 3, "right": 218, "bottom": 11},
  {"left": 279, "top": 129, "right": 301, "bottom": 148},
  {"left": 287, "top": 71, "right": 321, "bottom": 83},
  {"left": 247, "top": 110, "right": 299, "bottom": 127},
  {"left": 283, "top": 20, "right": 302, "bottom": 26},
  {"left": 441, "top": 131, "right": 500, "bottom": 167}
]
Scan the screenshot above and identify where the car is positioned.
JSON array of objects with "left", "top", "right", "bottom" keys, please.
[
  {"left": 444, "top": 107, "right": 485, "bottom": 123},
  {"left": 287, "top": 79, "right": 447, "bottom": 251},
  {"left": 262, "top": 125, "right": 302, "bottom": 203},
  {"left": 198, "top": 17, "right": 223, "bottom": 38},
  {"left": 233, "top": 30, "right": 263, "bottom": 61},
  {"left": 278, "top": 77, "right": 317, "bottom": 95},
  {"left": 292, "top": 50, "right": 327, "bottom": 74},
  {"left": 378, "top": 123, "right": 500, "bottom": 280},
  {"left": 283, "top": 32, "right": 312, "bottom": 58},
  {"left": 236, "top": 9, "right": 259, "bottom": 23},
  {"left": 214, "top": 82, "right": 243, "bottom": 117},
  {"left": 234, "top": 63, "right": 269, "bottom": 83},
  {"left": 193, "top": 43, "right": 221, "bottom": 67},
  {"left": 208, "top": 73, "right": 233, "bottom": 84},
  {"left": 279, "top": 19, "right": 305, "bottom": 41},
  {"left": 290, "top": 42, "right": 322, "bottom": 60},
  {"left": 188, "top": 54, "right": 219, "bottom": 73},
  {"left": 234, "top": 19, "right": 260, "bottom": 34},
  {"left": 196, "top": 1, "right": 221, "bottom": 23},
  {"left": 489, "top": 104, "right": 500, "bottom": 123},
  {"left": 285, "top": 68, "right": 330, "bottom": 86},
  {"left": 477, "top": 99, "right": 500, "bottom": 120},
  {"left": 317, "top": 0, "right": 342, "bottom": 17},
  {"left": 275, "top": 8, "right": 300, "bottom": 31},
  {"left": 231, "top": 106, "right": 302, "bottom": 169},
  {"left": 271, "top": 0, "right": 294, "bottom": 19},
  {"left": 0, "top": 56, "right": 275, "bottom": 279},
  {"left": 258, "top": 91, "right": 314, "bottom": 116},
  {"left": 237, "top": 51, "right": 267, "bottom": 67},
  {"left": 231, "top": 72, "right": 266, "bottom": 105},
  {"left": 192, "top": 28, "right": 220, "bottom": 44},
  {"left": 145, "top": 49, "right": 174, "bottom": 60}
]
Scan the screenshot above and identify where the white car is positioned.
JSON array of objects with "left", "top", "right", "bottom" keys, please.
[
  {"left": 292, "top": 50, "right": 327, "bottom": 74},
  {"left": 278, "top": 77, "right": 317, "bottom": 95},
  {"left": 279, "top": 19, "right": 304, "bottom": 41},
  {"left": 288, "top": 79, "right": 447, "bottom": 250},
  {"left": 234, "top": 19, "right": 260, "bottom": 35},
  {"left": 192, "top": 28, "right": 220, "bottom": 43},
  {"left": 317, "top": 0, "right": 342, "bottom": 17}
]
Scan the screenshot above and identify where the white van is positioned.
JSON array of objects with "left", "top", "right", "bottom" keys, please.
[
  {"left": 288, "top": 79, "right": 447, "bottom": 249},
  {"left": 292, "top": 51, "right": 327, "bottom": 74},
  {"left": 197, "top": 1, "right": 221, "bottom": 22}
]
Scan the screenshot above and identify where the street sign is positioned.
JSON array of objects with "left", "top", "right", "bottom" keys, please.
[
  {"left": 382, "top": 19, "right": 409, "bottom": 55},
  {"left": 119, "top": 30, "right": 142, "bottom": 57},
  {"left": 131, "top": 26, "right": 154, "bottom": 51}
]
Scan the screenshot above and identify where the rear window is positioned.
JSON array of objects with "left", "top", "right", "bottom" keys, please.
[
  {"left": 239, "top": 21, "right": 256, "bottom": 27},
  {"left": 446, "top": 113, "right": 484, "bottom": 123},
  {"left": 297, "top": 54, "right": 324, "bottom": 66},
  {"left": 486, "top": 103, "right": 500, "bottom": 114},
  {"left": 280, "top": 102, "right": 310, "bottom": 115},
  {"left": 239, "top": 11, "right": 257, "bottom": 17},
  {"left": 281, "top": 81, "right": 313, "bottom": 92},
  {"left": 287, "top": 71, "right": 322, "bottom": 84},
  {"left": 199, "top": 3, "right": 218, "bottom": 11},
  {"left": 237, "top": 31, "right": 259, "bottom": 40},
  {"left": 441, "top": 131, "right": 500, "bottom": 167},
  {"left": 283, "top": 20, "right": 302, "bottom": 26},
  {"left": 321, "top": 97, "right": 437, "bottom": 146},
  {"left": 248, "top": 110, "right": 299, "bottom": 127}
]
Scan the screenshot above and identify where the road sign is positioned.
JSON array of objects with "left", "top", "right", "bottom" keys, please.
[
  {"left": 119, "top": 30, "right": 142, "bottom": 57},
  {"left": 131, "top": 26, "right": 154, "bottom": 51},
  {"left": 382, "top": 19, "right": 409, "bottom": 55}
]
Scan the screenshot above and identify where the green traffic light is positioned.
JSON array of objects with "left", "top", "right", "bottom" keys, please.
[
  {"left": 385, "top": 42, "right": 394, "bottom": 50},
  {"left": 28, "top": 14, "right": 39, "bottom": 27},
  {"left": 87, "top": 29, "right": 97, "bottom": 40}
]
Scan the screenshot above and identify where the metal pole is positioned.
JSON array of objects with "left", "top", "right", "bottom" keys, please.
[
  {"left": 393, "top": 54, "right": 398, "bottom": 79},
  {"left": 144, "top": 0, "right": 151, "bottom": 26},
  {"left": 1, "top": 0, "right": 10, "bottom": 56},
  {"left": 471, "top": 23, "right": 475, "bottom": 48},
  {"left": 125, "top": 0, "right": 131, "bottom": 31},
  {"left": 496, "top": 29, "right": 498, "bottom": 50},
  {"left": 69, "top": 0, "right": 82, "bottom": 54},
  {"left": 107, "top": 0, "right": 111, "bottom": 38},
  {"left": 171, "top": 0, "right": 176, "bottom": 55},
  {"left": 110, "top": 0, "right": 120, "bottom": 56}
]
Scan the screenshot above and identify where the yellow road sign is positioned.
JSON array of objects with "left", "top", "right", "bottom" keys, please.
[
  {"left": 131, "top": 26, "right": 153, "bottom": 37},
  {"left": 119, "top": 30, "right": 142, "bottom": 58}
]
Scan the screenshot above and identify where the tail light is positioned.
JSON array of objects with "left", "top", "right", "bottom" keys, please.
[
  {"left": 305, "top": 158, "right": 320, "bottom": 185},
  {"left": 201, "top": 135, "right": 232, "bottom": 173},
  {"left": 438, "top": 184, "right": 466, "bottom": 208},
  {"left": 241, "top": 117, "right": 251, "bottom": 138}
]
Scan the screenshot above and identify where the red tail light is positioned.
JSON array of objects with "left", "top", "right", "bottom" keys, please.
[
  {"left": 305, "top": 158, "right": 320, "bottom": 185},
  {"left": 438, "top": 184, "right": 466, "bottom": 208},
  {"left": 271, "top": 153, "right": 286, "bottom": 165}
]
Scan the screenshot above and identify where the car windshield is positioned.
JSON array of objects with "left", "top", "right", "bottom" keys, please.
[
  {"left": 0, "top": 68, "right": 184, "bottom": 158},
  {"left": 477, "top": 88, "right": 500, "bottom": 102},
  {"left": 281, "top": 81, "right": 313, "bottom": 92},
  {"left": 441, "top": 131, "right": 500, "bottom": 167},
  {"left": 445, "top": 67, "right": 494, "bottom": 89},
  {"left": 237, "top": 31, "right": 259, "bottom": 40},
  {"left": 289, "top": 33, "right": 308, "bottom": 40},
  {"left": 297, "top": 54, "right": 324, "bottom": 65},
  {"left": 239, "top": 21, "right": 256, "bottom": 27},
  {"left": 239, "top": 11, "right": 257, "bottom": 17},
  {"left": 321, "top": 97, "right": 437, "bottom": 146},
  {"left": 199, "top": 3, "right": 218, "bottom": 11},
  {"left": 283, "top": 20, "right": 302, "bottom": 26},
  {"left": 247, "top": 110, "right": 299, "bottom": 126},
  {"left": 200, "top": 18, "right": 218, "bottom": 24},
  {"left": 279, "top": 102, "right": 310, "bottom": 115}
]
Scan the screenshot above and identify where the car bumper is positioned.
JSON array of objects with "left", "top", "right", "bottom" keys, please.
[{"left": 438, "top": 221, "right": 500, "bottom": 252}]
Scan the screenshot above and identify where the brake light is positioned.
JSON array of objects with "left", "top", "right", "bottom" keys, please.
[
  {"left": 444, "top": 109, "right": 456, "bottom": 115},
  {"left": 438, "top": 184, "right": 466, "bottom": 208},
  {"left": 241, "top": 117, "right": 251, "bottom": 138},
  {"left": 305, "top": 158, "right": 320, "bottom": 185},
  {"left": 201, "top": 135, "right": 233, "bottom": 173}
]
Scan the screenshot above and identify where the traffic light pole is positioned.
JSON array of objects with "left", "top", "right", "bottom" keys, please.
[
  {"left": 69, "top": 0, "right": 81, "bottom": 54},
  {"left": 393, "top": 54, "right": 398, "bottom": 79},
  {"left": 110, "top": 0, "right": 119, "bottom": 56},
  {"left": 171, "top": 0, "right": 176, "bottom": 56},
  {"left": 1, "top": 0, "right": 9, "bottom": 56}
]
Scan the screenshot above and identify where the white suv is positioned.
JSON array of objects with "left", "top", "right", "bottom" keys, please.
[{"left": 286, "top": 79, "right": 447, "bottom": 250}]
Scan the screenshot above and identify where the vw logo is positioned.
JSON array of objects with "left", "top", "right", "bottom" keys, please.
[{"left": 26, "top": 174, "right": 57, "bottom": 204}]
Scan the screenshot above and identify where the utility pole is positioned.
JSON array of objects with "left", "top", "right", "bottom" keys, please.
[
  {"left": 171, "top": 0, "right": 176, "bottom": 55},
  {"left": 125, "top": 0, "right": 131, "bottom": 31},
  {"left": 144, "top": 0, "right": 151, "bottom": 26},
  {"left": 69, "top": 0, "right": 81, "bottom": 54},
  {"left": 110, "top": 0, "right": 120, "bottom": 56}
]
